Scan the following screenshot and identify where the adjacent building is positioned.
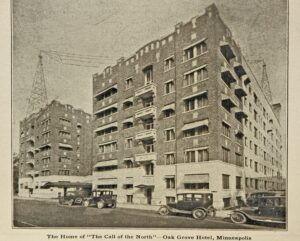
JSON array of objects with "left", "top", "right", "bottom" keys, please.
[
  {"left": 91, "top": 4, "right": 285, "bottom": 209},
  {"left": 18, "top": 100, "right": 93, "bottom": 198}
]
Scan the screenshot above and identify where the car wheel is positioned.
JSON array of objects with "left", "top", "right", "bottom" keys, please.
[
  {"left": 111, "top": 203, "right": 117, "bottom": 209},
  {"left": 192, "top": 208, "right": 207, "bottom": 220},
  {"left": 67, "top": 199, "right": 74, "bottom": 206},
  {"left": 158, "top": 206, "right": 169, "bottom": 216},
  {"left": 230, "top": 212, "right": 247, "bottom": 224},
  {"left": 82, "top": 200, "right": 90, "bottom": 207},
  {"left": 97, "top": 200, "right": 105, "bottom": 209}
]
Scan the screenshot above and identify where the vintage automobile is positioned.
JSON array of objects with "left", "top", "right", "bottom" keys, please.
[
  {"left": 59, "top": 189, "right": 91, "bottom": 207},
  {"left": 158, "top": 192, "right": 216, "bottom": 220},
  {"left": 230, "top": 196, "right": 286, "bottom": 224},
  {"left": 86, "top": 190, "right": 117, "bottom": 209}
]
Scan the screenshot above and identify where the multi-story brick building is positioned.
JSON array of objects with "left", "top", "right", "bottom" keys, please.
[
  {"left": 91, "top": 4, "right": 285, "bottom": 209},
  {"left": 18, "top": 100, "right": 93, "bottom": 198}
]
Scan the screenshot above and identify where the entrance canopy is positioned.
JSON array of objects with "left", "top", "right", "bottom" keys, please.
[
  {"left": 41, "top": 181, "right": 92, "bottom": 189},
  {"left": 135, "top": 184, "right": 154, "bottom": 189}
]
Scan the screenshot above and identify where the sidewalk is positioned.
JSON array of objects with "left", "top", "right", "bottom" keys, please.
[{"left": 14, "top": 195, "right": 58, "bottom": 203}]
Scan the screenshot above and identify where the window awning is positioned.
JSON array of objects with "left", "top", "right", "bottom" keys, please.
[
  {"left": 182, "top": 119, "right": 209, "bottom": 131},
  {"left": 241, "top": 74, "right": 251, "bottom": 85},
  {"left": 58, "top": 143, "right": 73, "bottom": 149},
  {"left": 122, "top": 117, "right": 134, "bottom": 124},
  {"left": 94, "top": 84, "right": 117, "bottom": 98},
  {"left": 183, "top": 174, "right": 209, "bottom": 184},
  {"left": 161, "top": 103, "right": 175, "bottom": 112},
  {"left": 94, "top": 159, "right": 118, "bottom": 168},
  {"left": 182, "top": 91, "right": 207, "bottom": 101},
  {"left": 39, "top": 144, "right": 51, "bottom": 149},
  {"left": 97, "top": 178, "right": 118, "bottom": 185},
  {"left": 221, "top": 94, "right": 238, "bottom": 108},
  {"left": 94, "top": 122, "right": 118, "bottom": 132},
  {"left": 94, "top": 103, "right": 118, "bottom": 115},
  {"left": 123, "top": 97, "right": 134, "bottom": 103},
  {"left": 123, "top": 158, "right": 134, "bottom": 162},
  {"left": 41, "top": 181, "right": 92, "bottom": 189},
  {"left": 135, "top": 184, "right": 154, "bottom": 189}
]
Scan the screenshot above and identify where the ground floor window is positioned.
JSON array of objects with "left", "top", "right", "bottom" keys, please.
[
  {"left": 223, "top": 197, "right": 231, "bottom": 208},
  {"left": 184, "top": 183, "right": 209, "bottom": 189},
  {"left": 127, "top": 195, "right": 133, "bottom": 204},
  {"left": 166, "top": 196, "right": 175, "bottom": 204},
  {"left": 222, "top": 174, "right": 230, "bottom": 189},
  {"left": 97, "top": 184, "right": 117, "bottom": 189},
  {"left": 124, "top": 184, "right": 133, "bottom": 189}
]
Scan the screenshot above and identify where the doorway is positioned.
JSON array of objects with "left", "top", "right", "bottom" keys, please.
[{"left": 146, "top": 189, "right": 152, "bottom": 205}]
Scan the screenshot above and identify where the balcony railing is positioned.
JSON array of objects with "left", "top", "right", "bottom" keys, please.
[
  {"left": 135, "top": 106, "right": 157, "bottom": 119},
  {"left": 135, "top": 129, "right": 156, "bottom": 141},
  {"left": 135, "top": 83, "right": 156, "bottom": 98},
  {"left": 135, "top": 152, "right": 157, "bottom": 163}
]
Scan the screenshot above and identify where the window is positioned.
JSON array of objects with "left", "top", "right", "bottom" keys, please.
[
  {"left": 124, "top": 184, "right": 133, "bottom": 189},
  {"left": 95, "top": 106, "right": 117, "bottom": 119},
  {"left": 164, "top": 56, "right": 175, "bottom": 71},
  {"left": 254, "top": 110, "right": 258, "bottom": 121},
  {"left": 183, "top": 41, "right": 207, "bottom": 61},
  {"left": 125, "top": 78, "right": 133, "bottom": 90},
  {"left": 124, "top": 160, "right": 134, "bottom": 168},
  {"left": 127, "top": 195, "right": 133, "bottom": 204},
  {"left": 245, "top": 178, "right": 249, "bottom": 188},
  {"left": 222, "top": 174, "right": 230, "bottom": 189},
  {"left": 165, "top": 153, "right": 176, "bottom": 165},
  {"left": 143, "top": 118, "right": 154, "bottom": 129},
  {"left": 185, "top": 148, "right": 209, "bottom": 163},
  {"left": 253, "top": 92, "right": 258, "bottom": 105},
  {"left": 166, "top": 196, "right": 176, "bottom": 204},
  {"left": 223, "top": 198, "right": 231, "bottom": 208},
  {"left": 143, "top": 65, "right": 153, "bottom": 85},
  {"left": 145, "top": 163, "right": 154, "bottom": 175},
  {"left": 254, "top": 127, "right": 258, "bottom": 138},
  {"left": 59, "top": 157, "right": 70, "bottom": 164},
  {"left": 184, "top": 92, "right": 208, "bottom": 111},
  {"left": 236, "top": 176, "right": 242, "bottom": 189},
  {"left": 95, "top": 165, "right": 118, "bottom": 172},
  {"left": 183, "top": 67, "right": 208, "bottom": 86},
  {"left": 58, "top": 170, "right": 70, "bottom": 176},
  {"left": 144, "top": 140, "right": 154, "bottom": 153},
  {"left": 254, "top": 144, "right": 258, "bottom": 155},
  {"left": 99, "top": 142, "right": 118, "bottom": 153},
  {"left": 164, "top": 109, "right": 175, "bottom": 118},
  {"left": 245, "top": 157, "right": 248, "bottom": 167},
  {"left": 255, "top": 179, "right": 259, "bottom": 190},
  {"left": 164, "top": 80, "right": 175, "bottom": 94},
  {"left": 255, "top": 162, "right": 258, "bottom": 172},
  {"left": 235, "top": 153, "right": 242, "bottom": 166},
  {"left": 222, "top": 122, "right": 230, "bottom": 137},
  {"left": 41, "top": 170, "right": 51, "bottom": 176},
  {"left": 125, "top": 138, "right": 133, "bottom": 149},
  {"left": 143, "top": 97, "right": 153, "bottom": 107},
  {"left": 95, "top": 87, "right": 118, "bottom": 102},
  {"left": 123, "top": 100, "right": 133, "bottom": 109},
  {"left": 59, "top": 118, "right": 71, "bottom": 126},
  {"left": 184, "top": 183, "right": 209, "bottom": 189},
  {"left": 166, "top": 178, "right": 175, "bottom": 189},
  {"left": 165, "top": 128, "right": 175, "bottom": 141},
  {"left": 97, "top": 184, "right": 117, "bottom": 189},
  {"left": 183, "top": 125, "right": 208, "bottom": 137},
  {"left": 123, "top": 122, "right": 133, "bottom": 129},
  {"left": 59, "top": 131, "right": 71, "bottom": 138},
  {"left": 222, "top": 147, "right": 230, "bottom": 163}
]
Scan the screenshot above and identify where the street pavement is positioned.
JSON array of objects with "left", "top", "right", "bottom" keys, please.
[{"left": 13, "top": 199, "right": 282, "bottom": 229}]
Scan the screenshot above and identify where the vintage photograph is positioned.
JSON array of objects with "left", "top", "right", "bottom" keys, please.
[{"left": 12, "top": 0, "right": 287, "bottom": 229}]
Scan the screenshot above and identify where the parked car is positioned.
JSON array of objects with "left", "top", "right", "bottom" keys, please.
[
  {"left": 230, "top": 196, "right": 286, "bottom": 225},
  {"left": 158, "top": 192, "right": 216, "bottom": 220},
  {"left": 246, "top": 191, "right": 285, "bottom": 206},
  {"left": 59, "top": 189, "right": 91, "bottom": 207},
  {"left": 86, "top": 190, "right": 117, "bottom": 209}
]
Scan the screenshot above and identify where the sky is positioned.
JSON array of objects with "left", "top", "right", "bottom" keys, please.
[{"left": 12, "top": 0, "right": 288, "bottom": 160}]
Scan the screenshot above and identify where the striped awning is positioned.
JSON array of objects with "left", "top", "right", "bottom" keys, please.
[
  {"left": 94, "top": 159, "right": 118, "bottom": 168},
  {"left": 58, "top": 143, "right": 73, "bottom": 149},
  {"left": 122, "top": 117, "right": 134, "bottom": 124},
  {"left": 94, "top": 103, "right": 118, "bottom": 115},
  {"left": 182, "top": 91, "right": 207, "bottom": 101},
  {"left": 94, "top": 122, "right": 118, "bottom": 132},
  {"left": 182, "top": 119, "right": 208, "bottom": 131},
  {"left": 161, "top": 103, "right": 175, "bottom": 112},
  {"left": 183, "top": 174, "right": 209, "bottom": 184},
  {"left": 123, "top": 97, "right": 134, "bottom": 103}
]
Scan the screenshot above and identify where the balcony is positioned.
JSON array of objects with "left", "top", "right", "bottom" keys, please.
[
  {"left": 135, "top": 106, "right": 157, "bottom": 120},
  {"left": 234, "top": 83, "right": 247, "bottom": 98},
  {"left": 221, "top": 65, "right": 236, "bottom": 86},
  {"left": 27, "top": 147, "right": 35, "bottom": 154},
  {"left": 135, "top": 175, "right": 155, "bottom": 188},
  {"left": 26, "top": 170, "right": 39, "bottom": 177},
  {"left": 26, "top": 136, "right": 35, "bottom": 143},
  {"left": 135, "top": 152, "right": 157, "bottom": 163},
  {"left": 220, "top": 41, "right": 236, "bottom": 62},
  {"left": 233, "top": 62, "right": 247, "bottom": 78},
  {"left": 235, "top": 108, "right": 248, "bottom": 121},
  {"left": 221, "top": 94, "right": 237, "bottom": 111},
  {"left": 135, "top": 83, "right": 156, "bottom": 99},
  {"left": 26, "top": 159, "right": 35, "bottom": 166},
  {"left": 241, "top": 74, "right": 251, "bottom": 85},
  {"left": 135, "top": 129, "right": 156, "bottom": 141}
]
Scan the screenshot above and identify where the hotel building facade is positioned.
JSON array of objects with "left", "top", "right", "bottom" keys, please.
[
  {"left": 18, "top": 100, "right": 93, "bottom": 198},
  {"left": 92, "top": 4, "right": 285, "bottom": 209}
]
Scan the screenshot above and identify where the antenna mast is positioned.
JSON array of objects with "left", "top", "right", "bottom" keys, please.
[{"left": 26, "top": 53, "right": 48, "bottom": 116}]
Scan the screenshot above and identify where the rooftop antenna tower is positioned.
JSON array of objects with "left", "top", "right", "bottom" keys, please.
[{"left": 26, "top": 53, "right": 48, "bottom": 116}]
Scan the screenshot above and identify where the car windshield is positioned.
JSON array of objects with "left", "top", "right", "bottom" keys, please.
[{"left": 66, "top": 192, "right": 75, "bottom": 197}]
